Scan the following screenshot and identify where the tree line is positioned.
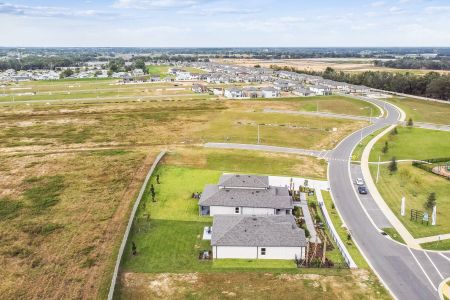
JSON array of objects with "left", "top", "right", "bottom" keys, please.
[
  {"left": 272, "top": 65, "right": 450, "bottom": 101},
  {"left": 374, "top": 58, "right": 450, "bottom": 71}
]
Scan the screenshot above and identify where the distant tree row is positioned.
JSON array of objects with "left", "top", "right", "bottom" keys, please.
[
  {"left": 272, "top": 65, "right": 450, "bottom": 101},
  {"left": 374, "top": 58, "right": 450, "bottom": 71},
  {"left": 0, "top": 54, "right": 95, "bottom": 71}
]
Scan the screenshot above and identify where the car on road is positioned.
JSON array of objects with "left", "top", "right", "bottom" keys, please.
[
  {"left": 355, "top": 178, "right": 365, "bottom": 186},
  {"left": 358, "top": 186, "right": 368, "bottom": 194}
]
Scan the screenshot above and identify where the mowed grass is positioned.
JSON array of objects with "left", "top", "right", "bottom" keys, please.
[
  {"left": 321, "top": 191, "right": 369, "bottom": 269},
  {"left": 295, "top": 95, "right": 381, "bottom": 117},
  {"left": 421, "top": 239, "right": 450, "bottom": 251},
  {"left": 164, "top": 147, "right": 328, "bottom": 179},
  {"left": 370, "top": 163, "right": 450, "bottom": 239},
  {"left": 195, "top": 110, "right": 365, "bottom": 150},
  {"left": 118, "top": 166, "right": 389, "bottom": 299},
  {"left": 386, "top": 97, "right": 450, "bottom": 125},
  {"left": 369, "top": 127, "right": 450, "bottom": 161},
  {"left": 0, "top": 149, "right": 151, "bottom": 299}
]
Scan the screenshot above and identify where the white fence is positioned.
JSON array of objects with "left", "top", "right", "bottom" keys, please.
[
  {"left": 316, "top": 188, "right": 357, "bottom": 268},
  {"left": 107, "top": 151, "right": 167, "bottom": 300}
]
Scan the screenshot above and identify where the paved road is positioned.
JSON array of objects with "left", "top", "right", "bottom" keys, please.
[
  {"left": 328, "top": 96, "right": 450, "bottom": 300},
  {"left": 204, "top": 142, "right": 330, "bottom": 158}
]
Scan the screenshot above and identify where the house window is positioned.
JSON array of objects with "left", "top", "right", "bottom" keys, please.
[
  {"left": 261, "top": 248, "right": 266, "bottom": 256},
  {"left": 235, "top": 207, "right": 240, "bottom": 214}
]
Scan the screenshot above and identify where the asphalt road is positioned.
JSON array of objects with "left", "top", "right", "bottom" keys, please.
[{"left": 328, "top": 96, "right": 450, "bottom": 300}]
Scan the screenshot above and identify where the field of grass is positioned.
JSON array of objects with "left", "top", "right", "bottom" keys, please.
[
  {"left": 164, "top": 147, "right": 328, "bottom": 179},
  {"left": 117, "top": 166, "right": 389, "bottom": 299},
  {"left": 369, "top": 127, "right": 450, "bottom": 161},
  {"left": 421, "top": 239, "right": 450, "bottom": 251},
  {"left": 386, "top": 97, "right": 450, "bottom": 125},
  {"left": 0, "top": 149, "right": 153, "bottom": 299},
  {"left": 195, "top": 110, "right": 365, "bottom": 150},
  {"left": 352, "top": 127, "right": 387, "bottom": 162},
  {"left": 321, "top": 191, "right": 369, "bottom": 269},
  {"left": 370, "top": 163, "right": 450, "bottom": 239}
]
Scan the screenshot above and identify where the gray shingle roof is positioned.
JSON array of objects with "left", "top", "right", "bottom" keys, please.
[
  {"left": 199, "top": 185, "right": 292, "bottom": 209},
  {"left": 219, "top": 174, "right": 269, "bottom": 189},
  {"left": 211, "top": 215, "right": 306, "bottom": 247}
]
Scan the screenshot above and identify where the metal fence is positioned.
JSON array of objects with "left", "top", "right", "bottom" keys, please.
[
  {"left": 107, "top": 151, "right": 166, "bottom": 300},
  {"left": 412, "top": 157, "right": 450, "bottom": 180}
]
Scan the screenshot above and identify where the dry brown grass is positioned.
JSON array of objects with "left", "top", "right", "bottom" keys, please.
[{"left": 117, "top": 270, "right": 390, "bottom": 300}]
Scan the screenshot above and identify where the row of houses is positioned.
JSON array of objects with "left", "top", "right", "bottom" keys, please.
[{"left": 199, "top": 174, "right": 307, "bottom": 260}]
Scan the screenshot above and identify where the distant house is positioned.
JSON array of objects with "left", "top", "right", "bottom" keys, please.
[
  {"left": 192, "top": 83, "right": 208, "bottom": 93},
  {"left": 212, "top": 87, "right": 224, "bottom": 96},
  {"left": 224, "top": 87, "right": 244, "bottom": 99},
  {"left": 199, "top": 174, "right": 294, "bottom": 216},
  {"left": 242, "top": 87, "right": 260, "bottom": 98},
  {"left": 261, "top": 87, "right": 279, "bottom": 98},
  {"left": 132, "top": 69, "right": 145, "bottom": 77},
  {"left": 211, "top": 214, "right": 307, "bottom": 260},
  {"left": 309, "top": 85, "right": 332, "bottom": 96},
  {"left": 293, "top": 87, "right": 314, "bottom": 97}
]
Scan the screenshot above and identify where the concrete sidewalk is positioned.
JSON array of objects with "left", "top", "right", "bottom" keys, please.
[{"left": 416, "top": 234, "right": 450, "bottom": 245}]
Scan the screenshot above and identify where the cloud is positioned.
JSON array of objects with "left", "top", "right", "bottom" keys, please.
[
  {"left": 179, "top": 6, "right": 259, "bottom": 16},
  {"left": 113, "top": 0, "right": 198, "bottom": 9},
  {"left": 425, "top": 6, "right": 450, "bottom": 13},
  {"left": 370, "top": 1, "right": 386, "bottom": 7},
  {"left": 0, "top": 2, "right": 114, "bottom": 18}
]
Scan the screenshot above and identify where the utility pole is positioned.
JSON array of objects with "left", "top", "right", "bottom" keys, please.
[
  {"left": 257, "top": 124, "right": 260, "bottom": 144},
  {"left": 376, "top": 155, "right": 380, "bottom": 183},
  {"left": 360, "top": 128, "right": 363, "bottom": 145},
  {"left": 369, "top": 107, "right": 372, "bottom": 123}
]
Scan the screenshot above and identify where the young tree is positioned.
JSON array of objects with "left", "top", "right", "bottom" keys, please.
[
  {"left": 388, "top": 156, "right": 398, "bottom": 173},
  {"left": 382, "top": 141, "right": 389, "bottom": 154},
  {"left": 132, "top": 241, "right": 137, "bottom": 256},
  {"left": 407, "top": 118, "right": 414, "bottom": 127},
  {"left": 425, "top": 192, "right": 436, "bottom": 210},
  {"left": 150, "top": 184, "right": 156, "bottom": 202},
  {"left": 156, "top": 174, "right": 160, "bottom": 184},
  {"left": 390, "top": 127, "right": 398, "bottom": 135}
]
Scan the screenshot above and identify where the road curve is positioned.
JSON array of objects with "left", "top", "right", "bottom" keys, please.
[{"left": 328, "top": 96, "right": 450, "bottom": 300}]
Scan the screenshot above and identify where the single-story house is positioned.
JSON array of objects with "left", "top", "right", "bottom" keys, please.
[
  {"left": 199, "top": 174, "right": 293, "bottom": 216},
  {"left": 192, "top": 84, "right": 208, "bottom": 93},
  {"left": 211, "top": 214, "right": 307, "bottom": 260},
  {"left": 309, "top": 85, "right": 332, "bottom": 96},
  {"left": 293, "top": 87, "right": 314, "bottom": 97}
]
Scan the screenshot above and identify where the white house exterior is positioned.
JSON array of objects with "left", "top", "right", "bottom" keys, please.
[
  {"left": 199, "top": 174, "right": 294, "bottom": 216},
  {"left": 211, "top": 215, "right": 306, "bottom": 260},
  {"left": 261, "top": 87, "right": 279, "bottom": 98},
  {"left": 224, "top": 87, "right": 244, "bottom": 99},
  {"left": 309, "top": 85, "right": 332, "bottom": 96}
]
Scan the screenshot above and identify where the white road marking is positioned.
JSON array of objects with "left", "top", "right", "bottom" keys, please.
[
  {"left": 424, "top": 251, "right": 444, "bottom": 280},
  {"left": 439, "top": 253, "right": 450, "bottom": 263},
  {"left": 408, "top": 248, "right": 437, "bottom": 291}
]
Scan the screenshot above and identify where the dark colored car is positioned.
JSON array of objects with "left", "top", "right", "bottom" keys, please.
[{"left": 358, "top": 186, "right": 368, "bottom": 194}]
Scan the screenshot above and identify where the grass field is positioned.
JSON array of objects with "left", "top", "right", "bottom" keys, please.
[
  {"left": 195, "top": 110, "right": 365, "bottom": 150},
  {"left": 386, "top": 97, "right": 450, "bottom": 125},
  {"left": 321, "top": 191, "right": 369, "bottom": 269},
  {"left": 164, "top": 147, "right": 328, "bottom": 179},
  {"left": 369, "top": 127, "right": 450, "bottom": 161},
  {"left": 421, "top": 239, "right": 450, "bottom": 251},
  {"left": 370, "top": 163, "right": 450, "bottom": 239},
  {"left": 0, "top": 149, "right": 153, "bottom": 299},
  {"left": 117, "top": 166, "right": 389, "bottom": 299}
]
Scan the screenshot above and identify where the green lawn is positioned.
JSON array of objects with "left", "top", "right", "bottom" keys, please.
[
  {"left": 386, "top": 97, "right": 450, "bottom": 125},
  {"left": 121, "top": 166, "right": 301, "bottom": 273},
  {"left": 321, "top": 191, "right": 369, "bottom": 269},
  {"left": 212, "top": 259, "right": 297, "bottom": 269},
  {"left": 196, "top": 110, "right": 365, "bottom": 150},
  {"left": 369, "top": 127, "right": 450, "bottom": 161},
  {"left": 370, "top": 163, "right": 450, "bottom": 239},
  {"left": 147, "top": 65, "right": 171, "bottom": 77},
  {"left": 421, "top": 239, "right": 450, "bottom": 251},
  {"left": 382, "top": 228, "right": 406, "bottom": 244}
]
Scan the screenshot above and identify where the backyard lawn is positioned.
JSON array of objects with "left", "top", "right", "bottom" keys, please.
[
  {"left": 370, "top": 163, "right": 450, "bottom": 239},
  {"left": 369, "top": 127, "right": 450, "bottom": 161},
  {"left": 386, "top": 97, "right": 450, "bottom": 125}
]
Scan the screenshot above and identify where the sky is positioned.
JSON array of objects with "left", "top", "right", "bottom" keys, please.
[{"left": 0, "top": 0, "right": 450, "bottom": 47}]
